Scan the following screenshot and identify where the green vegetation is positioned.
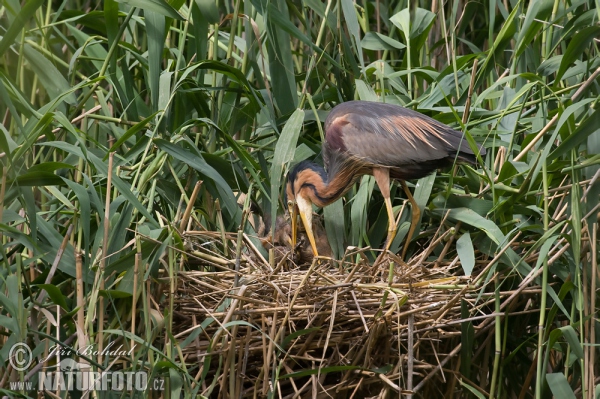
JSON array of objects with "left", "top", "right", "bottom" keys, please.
[{"left": 0, "top": 0, "right": 598, "bottom": 397}]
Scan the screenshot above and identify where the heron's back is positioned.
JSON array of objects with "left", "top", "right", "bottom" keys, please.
[{"left": 323, "top": 101, "right": 485, "bottom": 179}]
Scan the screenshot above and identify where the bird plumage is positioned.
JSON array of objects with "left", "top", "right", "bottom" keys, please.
[
  {"left": 286, "top": 100, "right": 486, "bottom": 259},
  {"left": 288, "top": 101, "right": 485, "bottom": 206},
  {"left": 323, "top": 101, "right": 484, "bottom": 174}
]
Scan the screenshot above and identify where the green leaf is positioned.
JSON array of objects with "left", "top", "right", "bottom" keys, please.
[
  {"left": 0, "top": 79, "right": 26, "bottom": 142},
  {"left": 456, "top": 232, "right": 475, "bottom": 276},
  {"left": 559, "top": 326, "right": 584, "bottom": 360},
  {"left": 281, "top": 327, "right": 321, "bottom": 348},
  {"left": 340, "top": 0, "right": 363, "bottom": 67},
  {"left": 86, "top": 153, "right": 160, "bottom": 227},
  {"left": 546, "top": 373, "right": 576, "bottom": 399},
  {"left": 0, "top": 315, "right": 19, "bottom": 335},
  {"left": 154, "top": 138, "right": 241, "bottom": 222},
  {"left": 36, "top": 284, "right": 69, "bottom": 309},
  {"left": 264, "top": 2, "right": 297, "bottom": 114},
  {"left": 107, "top": 112, "right": 159, "bottom": 154},
  {"left": 323, "top": 199, "right": 345, "bottom": 259},
  {"left": 169, "top": 368, "right": 183, "bottom": 399},
  {"left": 460, "top": 300, "right": 474, "bottom": 379},
  {"left": 350, "top": 176, "right": 375, "bottom": 245},
  {"left": 194, "top": 0, "right": 219, "bottom": 24},
  {"left": 355, "top": 79, "right": 378, "bottom": 102},
  {"left": 36, "top": 217, "right": 87, "bottom": 281},
  {"left": 10, "top": 172, "right": 66, "bottom": 187},
  {"left": 145, "top": 11, "right": 166, "bottom": 111},
  {"left": 13, "top": 113, "right": 54, "bottom": 161},
  {"left": 390, "top": 8, "right": 410, "bottom": 39},
  {"left": 0, "top": 292, "right": 18, "bottom": 322},
  {"left": 458, "top": 379, "right": 486, "bottom": 399},
  {"left": 262, "top": 3, "right": 340, "bottom": 69},
  {"left": 361, "top": 32, "right": 406, "bottom": 51},
  {"left": 217, "top": 126, "right": 270, "bottom": 199},
  {"left": 390, "top": 8, "right": 435, "bottom": 39},
  {"left": 475, "top": 4, "right": 519, "bottom": 87},
  {"left": 271, "top": 109, "right": 304, "bottom": 234},
  {"left": 26, "top": 162, "right": 74, "bottom": 174},
  {"left": 0, "top": 223, "right": 36, "bottom": 251},
  {"left": 0, "top": 0, "right": 46, "bottom": 57},
  {"left": 116, "top": 0, "right": 184, "bottom": 20},
  {"left": 554, "top": 26, "right": 600, "bottom": 84},
  {"left": 177, "top": 60, "right": 261, "bottom": 109},
  {"left": 515, "top": 0, "right": 542, "bottom": 58},
  {"left": 23, "top": 45, "right": 77, "bottom": 105},
  {"left": 537, "top": 55, "right": 562, "bottom": 76},
  {"left": 550, "top": 109, "right": 600, "bottom": 160},
  {"left": 531, "top": 98, "right": 595, "bottom": 183},
  {"left": 444, "top": 208, "right": 503, "bottom": 245}
]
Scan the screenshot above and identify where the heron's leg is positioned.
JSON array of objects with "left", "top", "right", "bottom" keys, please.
[
  {"left": 400, "top": 180, "right": 421, "bottom": 260},
  {"left": 373, "top": 168, "right": 397, "bottom": 252}
]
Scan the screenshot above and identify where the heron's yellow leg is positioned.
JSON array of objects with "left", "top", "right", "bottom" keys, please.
[
  {"left": 383, "top": 196, "right": 397, "bottom": 251},
  {"left": 373, "top": 168, "right": 397, "bottom": 252},
  {"left": 400, "top": 180, "right": 421, "bottom": 260}
]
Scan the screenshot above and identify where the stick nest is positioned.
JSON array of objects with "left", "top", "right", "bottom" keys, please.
[{"left": 170, "top": 229, "right": 537, "bottom": 398}]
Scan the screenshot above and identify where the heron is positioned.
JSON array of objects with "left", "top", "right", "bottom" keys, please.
[{"left": 286, "top": 100, "right": 486, "bottom": 260}]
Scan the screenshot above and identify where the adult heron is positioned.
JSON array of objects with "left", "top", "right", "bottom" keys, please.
[{"left": 286, "top": 100, "right": 486, "bottom": 259}]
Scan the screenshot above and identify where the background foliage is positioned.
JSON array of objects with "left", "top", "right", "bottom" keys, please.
[{"left": 0, "top": 0, "right": 598, "bottom": 397}]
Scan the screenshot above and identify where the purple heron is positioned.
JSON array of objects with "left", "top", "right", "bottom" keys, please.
[{"left": 286, "top": 100, "right": 486, "bottom": 259}]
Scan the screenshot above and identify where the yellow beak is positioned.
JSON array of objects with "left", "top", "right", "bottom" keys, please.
[{"left": 295, "top": 196, "right": 319, "bottom": 257}]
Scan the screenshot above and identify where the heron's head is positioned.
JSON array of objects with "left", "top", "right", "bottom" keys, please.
[{"left": 285, "top": 161, "right": 327, "bottom": 256}]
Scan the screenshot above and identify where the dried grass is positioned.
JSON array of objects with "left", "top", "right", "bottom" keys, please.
[{"left": 169, "top": 228, "right": 542, "bottom": 397}]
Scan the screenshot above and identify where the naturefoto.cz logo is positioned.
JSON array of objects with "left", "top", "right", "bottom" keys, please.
[{"left": 8, "top": 342, "right": 164, "bottom": 392}]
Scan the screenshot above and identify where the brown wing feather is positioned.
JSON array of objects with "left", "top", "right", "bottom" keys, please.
[{"left": 324, "top": 101, "right": 485, "bottom": 169}]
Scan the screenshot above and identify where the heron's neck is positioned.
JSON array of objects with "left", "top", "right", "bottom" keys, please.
[{"left": 302, "top": 162, "right": 360, "bottom": 207}]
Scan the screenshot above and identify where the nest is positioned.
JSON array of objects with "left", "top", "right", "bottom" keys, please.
[{"left": 170, "top": 226, "right": 542, "bottom": 398}]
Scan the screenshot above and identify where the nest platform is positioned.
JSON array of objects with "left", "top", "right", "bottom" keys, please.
[{"left": 169, "top": 231, "right": 540, "bottom": 398}]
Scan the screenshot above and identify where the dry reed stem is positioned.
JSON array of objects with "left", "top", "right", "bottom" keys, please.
[
  {"left": 171, "top": 248, "right": 538, "bottom": 396},
  {"left": 180, "top": 180, "right": 203, "bottom": 232},
  {"left": 165, "top": 177, "right": 596, "bottom": 396}
]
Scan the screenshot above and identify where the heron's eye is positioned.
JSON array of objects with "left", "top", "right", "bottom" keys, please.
[{"left": 287, "top": 200, "right": 293, "bottom": 207}]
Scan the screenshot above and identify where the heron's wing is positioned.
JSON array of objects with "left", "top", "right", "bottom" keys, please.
[{"left": 325, "top": 101, "right": 484, "bottom": 167}]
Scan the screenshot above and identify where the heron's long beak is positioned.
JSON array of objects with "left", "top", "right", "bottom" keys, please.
[{"left": 296, "top": 196, "right": 319, "bottom": 257}]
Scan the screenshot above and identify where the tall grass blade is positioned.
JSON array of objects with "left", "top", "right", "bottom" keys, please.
[{"left": 270, "top": 109, "right": 304, "bottom": 233}]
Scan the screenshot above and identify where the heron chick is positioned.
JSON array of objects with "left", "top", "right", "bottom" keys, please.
[
  {"left": 262, "top": 215, "right": 332, "bottom": 264},
  {"left": 286, "top": 100, "right": 486, "bottom": 259}
]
